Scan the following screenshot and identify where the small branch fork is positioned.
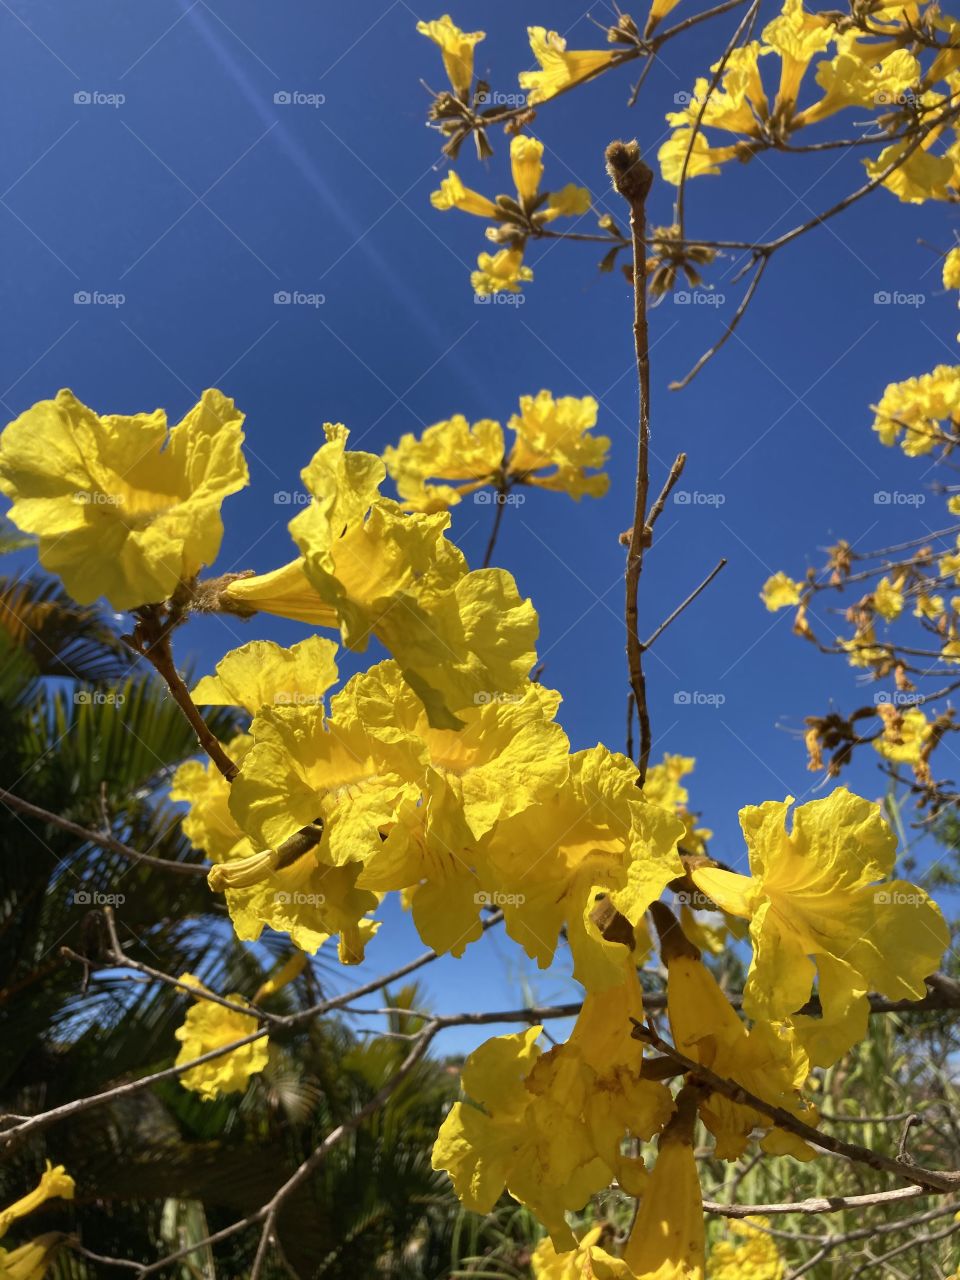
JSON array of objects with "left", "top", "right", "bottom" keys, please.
[
  {"left": 633, "top": 1016, "right": 960, "bottom": 1193},
  {"left": 124, "top": 601, "right": 240, "bottom": 782}
]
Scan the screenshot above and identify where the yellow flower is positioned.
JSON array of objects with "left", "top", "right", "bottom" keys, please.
[
  {"left": 621, "top": 1099, "right": 705, "bottom": 1280},
  {"left": 0, "top": 1166, "right": 74, "bottom": 1239},
  {"left": 226, "top": 691, "right": 420, "bottom": 867},
  {"left": 382, "top": 393, "right": 607, "bottom": 510},
  {"left": 761, "top": 572, "right": 802, "bottom": 610},
  {"left": 658, "top": 130, "right": 741, "bottom": 184},
  {"left": 511, "top": 134, "right": 545, "bottom": 206},
  {"left": 171, "top": 732, "right": 254, "bottom": 863},
  {"left": 865, "top": 141, "right": 955, "bottom": 204},
  {"left": 519, "top": 28, "right": 620, "bottom": 105},
  {"left": 507, "top": 391, "right": 610, "bottom": 499},
  {"left": 220, "top": 426, "right": 538, "bottom": 729},
  {"left": 840, "top": 623, "right": 888, "bottom": 669},
  {"left": 803, "top": 33, "right": 919, "bottom": 125},
  {"left": 873, "top": 576, "right": 904, "bottom": 620},
  {"left": 761, "top": 0, "right": 834, "bottom": 112},
  {"left": 487, "top": 745, "right": 684, "bottom": 990},
  {"left": 253, "top": 949, "right": 307, "bottom": 1000},
  {"left": 173, "top": 972, "right": 268, "bottom": 1099},
  {"left": 333, "top": 663, "right": 571, "bottom": 957},
  {"left": 644, "top": 753, "right": 695, "bottom": 813},
  {"left": 191, "top": 635, "right": 339, "bottom": 716},
  {"left": 941, "top": 545, "right": 960, "bottom": 581},
  {"left": 543, "top": 184, "right": 593, "bottom": 220},
  {"left": 0, "top": 1233, "right": 72, "bottom": 1279},
  {"left": 709, "top": 1218, "right": 784, "bottom": 1280},
  {"left": 914, "top": 592, "right": 945, "bottom": 619},
  {"left": 691, "top": 788, "right": 949, "bottom": 1065},
  {"left": 416, "top": 15, "right": 484, "bottom": 98},
  {"left": 0, "top": 388, "right": 246, "bottom": 610},
  {"left": 224, "top": 854, "right": 380, "bottom": 961},
  {"left": 874, "top": 705, "right": 931, "bottom": 765},
  {"left": 471, "top": 248, "right": 534, "bottom": 296},
  {"left": 532, "top": 1226, "right": 632, "bottom": 1279},
  {"left": 431, "top": 135, "right": 589, "bottom": 246},
  {"left": 217, "top": 558, "right": 338, "bottom": 626},
  {"left": 944, "top": 247, "right": 960, "bottom": 290},
  {"left": 430, "top": 172, "right": 499, "bottom": 218},
  {"left": 383, "top": 416, "right": 505, "bottom": 512},
  {"left": 665, "top": 945, "right": 818, "bottom": 1160},
  {"left": 432, "top": 966, "right": 673, "bottom": 1248},
  {"left": 646, "top": 0, "right": 683, "bottom": 35},
  {"left": 872, "top": 365, "right": 960, "bottom": 455}
]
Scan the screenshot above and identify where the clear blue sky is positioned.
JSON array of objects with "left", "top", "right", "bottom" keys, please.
[{"left": 2, "top": 0, "right": 958, "bottom": 1050}]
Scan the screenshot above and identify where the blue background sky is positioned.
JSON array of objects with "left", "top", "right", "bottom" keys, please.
[{"left": 2, "top": 0, "right": 959, "bottom": 1049}]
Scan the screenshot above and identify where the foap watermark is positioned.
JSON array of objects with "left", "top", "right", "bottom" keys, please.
[
  {"left": 274, "top": 90, "right": 325, "bottom": 107},
  {"left": 273, "top": 691, "right": 324, "bottom": 706},
  {"left": 874, "top": 490, "right": 926, "bottom": 506},
  {"left": 74, "top": 689, "right": 125, "bottom": 706},
  {"left": 474, "top": 889, "right": 525, "bottom": 907},
  {"left": 875, "top": 689, "right": 923, "bottom": 706},
  {"left": 673, "top": 889, "right": 713, "bottom": 909},
  {"left": 673, "top": 90, "right": 707, "bottom": 106},
  {"left": 74, "top": 90, "right": 125, "bottom": 108},
  {"left": 475, "top": 90, "right": 527, "bottom": 108},
  {"left": 874, "top": 90, "right": 917, "bottom": 107},
  {"left": 273, "top": 490, "right": 311, "bottom": 505},
  {"left": 874, "top": 290, "right": 925, "bottom": 307},
  {"left": 73, "top": 490, "right": 121, "bottom": 506},
  {"left": 874, "top": 889, "right": 926, "bottom": 905},
  {"left": 674, "top": 490, "right": 725, "bottom": 507},
  {"left": 674, "top": 289, "right": 725, "bottom": 306},
  {"left": 475, "top": 292, "right": 525, "bottom": 306},
  {"left": 274, "top": 290, "right": 325, "bottom": 307},
  {"left": 74, "top": 290, "right": 125, "bottom": 307},
  {"left": 474, "top": 490, "right": 525, "bottom": 505},
  {"left": 473, "top": 690, "right": 523, "bottom": 705},
  {"left": 274, "top": 891, "right": 326, "bottom": 906},
  {"left": 674, "top": 690, "right": 726, "bottom": 707},
  {"left": 73, "top": 889, "right": 125, "bottom": 906}
]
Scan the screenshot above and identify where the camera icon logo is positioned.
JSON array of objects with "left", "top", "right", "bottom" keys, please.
[
  {"left": 74, "top": 90, "right": 92, "bottom": 105},
  {"left": 274, "top": 91, "right": 292, "bottom": 105}
]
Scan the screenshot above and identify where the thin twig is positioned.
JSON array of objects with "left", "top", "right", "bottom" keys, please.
[
  {"left": 641, "top": 558, "right": 727, "bottom": 651},
  {"left": 669, "top": 253, "right": 768, "bottom": 390},
  {"left": 0, "top": 786, "right": 207, "bottom": 877}
]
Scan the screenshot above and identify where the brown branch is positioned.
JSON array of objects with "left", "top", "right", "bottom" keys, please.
[
  {"left": 669, "top": 252, "right": 768, "bottom": 390},
  {"left": 126, "top": 603, "right": 239, "bottom": 782},
  {"left": 634, "top": 1017, "right": 960, "bottom": 1193},
  {"left": 703, "top": 1184, "right": 934, "bottom": 1216},
  {"left": 0, "top": 786, "right": 207, "bottom": 877},
  {"left": 606, "top": 139, "right": 656, "bottom": 785}
]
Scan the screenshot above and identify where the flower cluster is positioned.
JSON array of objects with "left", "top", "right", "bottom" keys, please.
[
  {"left": 382, "top": 390, "right": 609, "bottom": 511},
  {"left": 431, "top": 133, "right": 592, "bottom": 295},
  {"left": 659, "top": 0, "right": 960, "bottom": 203}
]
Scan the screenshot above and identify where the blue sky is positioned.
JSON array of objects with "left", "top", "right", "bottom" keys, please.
[{"left": 2, "top": 0, "right": 959, "bottom": 1050}]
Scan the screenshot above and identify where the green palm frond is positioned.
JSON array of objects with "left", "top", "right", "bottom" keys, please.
[{"left": 0, "top": 573, "right": 131, "bottom": 683}]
